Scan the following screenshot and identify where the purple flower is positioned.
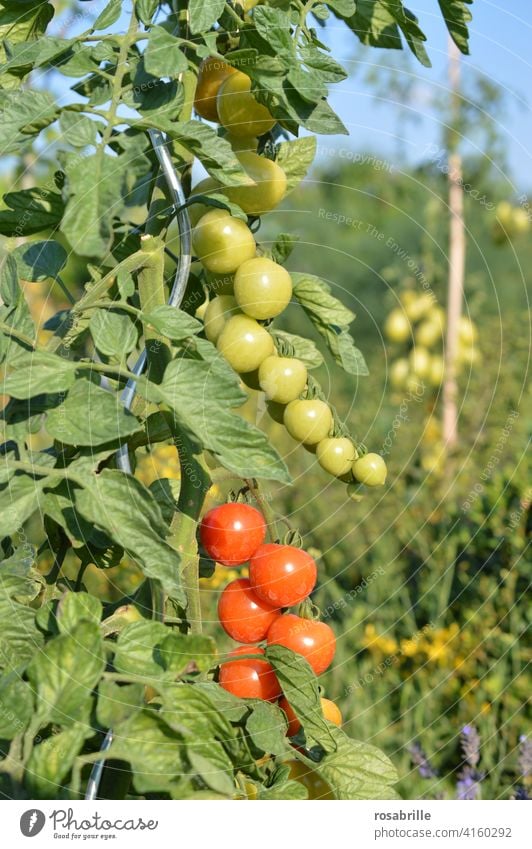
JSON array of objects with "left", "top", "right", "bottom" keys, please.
[
  {"left": 408, "top": 742, "right": 438, "bottom": 779},
  {"left": 461, "top": 725, "right": 481, "bottom": 768},
  {"left": 518, "top": 736, "right": 531, "bottom": 779},
  {"left": 457, "top": 765, "right": 482, "bottom": 800}
]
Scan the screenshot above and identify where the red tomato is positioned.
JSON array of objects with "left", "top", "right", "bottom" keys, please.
[
  {"left": 279, "top": 695, "right": 342, "bottom": 737},
  {"left": 218, "top": 578, "right": 280, "bottom": 643},
  {"left": 249, "top": 543, "right": 317, "bottom": 607},
  {"left": 218, "top": 646, "right": 281, "bottom": 701},
  {"left": 266, "top": 614, "right": 336, "bottom": 675},
  {"left": 200, "top": 502, "right": 266, "bottom": 566}
]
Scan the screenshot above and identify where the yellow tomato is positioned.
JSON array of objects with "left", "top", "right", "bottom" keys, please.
[
  {"left": 384, "top": 308, "right": 410, "bottom": 343},
  {"left": 223, "top": 151, "right": 287, "bottom": 215},
  {"left": 194, "top": 57, "right": 237, "bottom": 122},
  {"left": 192, "top": 209, "right": 256, "bottom": 274},
  {"left": 217, "top": 71, "right": 275, "bottom": 139},
  {"left": 203, "top": 295, "right": 239, "bottom": 343}
]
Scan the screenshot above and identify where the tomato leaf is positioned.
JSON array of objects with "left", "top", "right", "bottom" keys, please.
[
  {"left": 438, "top": 0, "right": 473, "bottom": 54},
  {"left": 253, "top": 6, "right": 294, "bottom": 58},
  {"left": 245, "top": 700, "right": 288, "bottom": 756},
  {"left": 275, "top": 136, "right": 316, "bottom": 193},
  {"left": 0, "top": 475, "right": 46, "bottom": 537},
  {"left": 56, "top": 591, "right": 103, "bottom": 634},
  {"left": 59, "top": 111, "right": 99, "bottom": 147},
  {"left": 142, "top": 305, "right": 203, "bottom": 340},
  {"left": 12, "top": 239, "right": 67, "bottom": 281},
  {"left": 96, "top": 680, "right": 145, "bottom": 727},
  {"left": 265, "top": 645, "right": 336, "bottom": 752},
  {"left": 0, "top": 673, "right": 33, "bottom": 738},
  {"left": 25, "top": 726, "right": 89, "bottom": 798},
  {"left": 0, "top": 89, "right": 57, "bottom": 151},
  {"left": 27, "top": 620, "right": 105, "bottom": 726},
  {"left": 156, "top": 632, "right": 217, "bottom": 675},
  {"left": 270, "top": 329, "right": 324, "bottom": 370},
  {"left": 314, "top": 725, "right": 400, "bottom": 799},
  {"left": 188, "top": 0, "right": 225, "bottom": 34},
  {"left": 89, "top": 308, "right": 138, "bottom": 357},
  {"left": 0, "top": 189, "right": 64, "bottom": 237},
  {"left": 93, "top": 0, "right": 123, "bottom": 31},
  {"left": 143, "top": 25, "right": 188, "bottom": 78},
  {"left": 73, "top": 470, "right": 185, "bottom": 604},
  {"left": 113, "top": 620, "right": 170, "bottom": 677}
]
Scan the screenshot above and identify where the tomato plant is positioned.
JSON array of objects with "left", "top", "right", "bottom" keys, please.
[{"left": 0, "top": 0, "right": 472, "bottom": 802}]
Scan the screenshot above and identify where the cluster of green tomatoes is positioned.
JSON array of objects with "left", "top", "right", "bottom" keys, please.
[{"left": 190, "top": 58, "right": 387, "bottom": 492}]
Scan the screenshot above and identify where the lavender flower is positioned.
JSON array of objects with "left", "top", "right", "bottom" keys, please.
[
  {"left": 408, "top": 742, "right": 438, "bottom": 779},
  {"left": 461, "top": 725, "right": 481, "bottom": 768},
  {"left": 518, "top": 736, "right": 532, "bottom": 778},
  {"left": 457, "top": 765, "right": 482, "bottom": 800}
]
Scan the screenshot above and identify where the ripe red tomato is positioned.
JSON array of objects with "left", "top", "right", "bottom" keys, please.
[
  {"left": 200, "top": 503, "right": 266, "bottom": 566},
  {"left": 266, "top": 614, "right": 336, "bottom": 675},
  {"left": 218, "top": 578, "right": 280, "bottom": 643},
  {"left": 218, "top": 646, "right": 281, "bottom": 701},
  {"left": 249, "top": 543, "right": 317, "bottom": 608}
]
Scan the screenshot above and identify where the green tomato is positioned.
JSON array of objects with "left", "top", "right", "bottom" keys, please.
[
  {"left": 258, "top": 355, "right": 307, "bottom": 404},
  {"left": 409, "top": 346, "right": 431, "bottom": 379},
  {"left": 192, "top": 209, "right": 255, "bottom": 274},
  {"left": 234, "top": 257, "right": 292, "bottom": 320},
  {"left": 416, "top": 319, "right": 442, "bottom": 348},
  {"left": 217, "top": 314, "right": 274, "bottom": 373},
  {"left": 404, "top": 293, "right": 434, "bottom": 322},
  {"left": 189, "top": 177, "right": 221, "bottom": 227},
  {"left": 384, "top": 308, "right": 410, "bottom": 343},
  {"left": 352, "top": 453, "right": 387, "bottom": 487},
  {"left": 428, "top": 354, "right": 445, "bottom": 387},
  {"left": 389, "top": 358, "right": 409, "bottom": 389},
  {"left": 316, "top": 437, "right": 357, "bottom": 476},
  {"left": 283, "top": 399, "right": 333, "bottom": 445},
  {"left": 458, "top": 316, "right": 478, "bottom": 346},
  {"left": 217, "top": 71, "right": 276, "bottom": 138},
  {"left": 203, "top": 295, "right": 239, "bottom": 343},
  {"left": 222, "top": 152, "right": 287, "bottom": 215}
]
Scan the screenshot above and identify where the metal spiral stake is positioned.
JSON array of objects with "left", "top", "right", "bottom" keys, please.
[{"left": 85, "top": 130, "right": 191, "bottom": 800}]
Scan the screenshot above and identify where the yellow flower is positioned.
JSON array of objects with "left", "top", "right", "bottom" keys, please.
[{"left": 136, "top": 444, "right": 181, "bottom": 486}]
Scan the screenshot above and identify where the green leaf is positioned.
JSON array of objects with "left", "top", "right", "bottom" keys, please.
[
  {"left": 156, "top": 358, "right": 290, "bottom": 483},
  {"left": 108, "top": 709, "right": 185, "bottom": 794},
  {"left": 245, "top": 700, "right": 287, "bottom": 756},
  {"left": 287, "top": 65, "right": 327, "bottom": 104},
  {"left": 326, "top": 0, "right": 356, "bottom": 15},
  {"left": 0, "top": 475, "right": 46, "bottom": 537},
  {"left": 113, "top": 620, "right": 172, "bottom": 677},
  {"left": 89, "top": 309, "right": 138, "bottom": 357},
  {"left": 12, "top": 239, "right": 67, "bottom": 281},
  {"left": 59, "top": 111, "right": 98, "bottom": 147},
  {"left": 253, "top": 7, "right": 294, "bottom": 57},
  {"left": 27, "top": 621, "right": 105, "bottom": 725},
  {"left": 136, "top": 0, "right": 159, "bottom": 26},
  {"left": 0, "top": 673, "right": 33, "bottom": 738},
  {"left": 300, "top": 44, "right": 347, "bottom": 83},
  {"left": 143, "top": 305, "right": 203, "bottom": 340},
  {"left": 144, "top": 25, "right": 187, "bottom": 78},
  {"left": 166, "top": 121, "right": 250, "bottom": 187},
  {"left": 93, "top": 0, "right": 123, "bottom": 31},
  {"left": 26, "top": 726, "right": 89, "bottom": 798},
  {"left": 266, "top": 645, "right": 335, "bottom": 751},
  {"left": 0, "top": 252, "right": 18, "bottom": 304},
  {"left": 326, "top": 327, "right": 369, "bottom": 376},
  {"left": 156, "top": 632, "right": 217, "bottom": 675},
  {"left": 56, "top": 591, "right": 102, "bottom": 633},
  {"left": 438, "top": 0, "right": 473, "bottom": 54},
  {"left": 316, "top": 725, "right": 399, "bottom": 799},
  {"left": 0, "top": 188, "right": 64, "bottom": 237},
  {"left": 2, "top": 36, "right": 74, "bottom": 75},
  {"left": 0, "top": 580, "right": 43, "bottom": 672},
  {"left": 0, "top": 89, "right": 57, "bottom": 151},
  {"left": 0, "top": 1, "right": 54, "bottom": 89},
  {"left": 342, "top": 0, "right": 430, "bottom": 66},
  {"left": 269, "top": 232, "right": 300, "bottom": 265},
  {"left": 292, "top": 272, "right": 355, "bottom": 326},
  {"left": 74, "top": 470, "right": 184, "bottom": 603},
  {"left": 97, "top": 680, "right": 145, "bottom": 727},
  {"left": 189, "top": 0, "right": 225, "bottom": 34},
  {"left": 187, "top": 741, "right": 235, "bottom": 796},
  {"left": 2, "top": 351, "right": 78, "bottom": 398},
  {"left": 270, "top": 329, "right": 323, "bottom": 369},
  {"left": 275, "top": 136, "right": 316, "bottom": 192}
]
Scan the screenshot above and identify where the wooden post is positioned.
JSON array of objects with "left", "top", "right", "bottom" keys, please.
[{"left": 442, "top": 38, "right": 466, "bottom": 451}]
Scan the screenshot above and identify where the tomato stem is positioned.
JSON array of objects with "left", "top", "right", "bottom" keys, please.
[{"left": 137, "top": 234, "right": 171, "bottom": 384}]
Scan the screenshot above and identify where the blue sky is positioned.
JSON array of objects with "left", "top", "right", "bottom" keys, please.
[{"left": 50, "top": 1, "right": 531, "bottom": 192}]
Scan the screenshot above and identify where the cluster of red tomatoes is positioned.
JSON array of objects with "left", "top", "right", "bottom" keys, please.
[{"left": 199, "top": 501, "right": 342, "bottom": 733}]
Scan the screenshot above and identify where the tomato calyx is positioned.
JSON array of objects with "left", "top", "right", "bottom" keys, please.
[{"left": 297, "top": 597, "right": 321, "bottom": 621}]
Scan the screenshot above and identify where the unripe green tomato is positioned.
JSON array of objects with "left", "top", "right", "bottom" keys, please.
[
  {"left": 193, "top": 209, "right": 255, "bottom": 274},
  {"left": 404, "top": 293, "right": 433, "bottom": 322},
  {"left": 226, "top": 134, "right": 258, "bottom": 153},
  {"left": 384, "top": 308, "right": 410, "bottom": 343},
  {"left": 456, "top": 342, "right": 479, "bottom": 366},
  {"left": 389, "top": 357, "right": 409, "bottom": 389},
  {"left": 258, "top": 355, "right": 307, "bottom": 404},
  {"left": 217, "top": 71, "right": 276, "bottom": 138},
  {"left": 189, "top": 177, "right": 221, "bottom": 226},
  {"left": 406, "top": 373, "right": 424, "bottom": 394},
  {"left": 513, "top": 207, "right": 530, "bottom": 233},
  {"left": 428, "top": 355, "right": 445, "bottom": 387},
  {"left": 352, "top": 453, "right": 387, "bottom": 487},
  {"left": 284, "top": 399, "right": 333, "bottom": 445},
  {"left": 234, "top": 257, "right": 292, "bottom": 320},
  {"left": 458, "top": 315, "right": 478, "bottom": 346},
  {"left": 316, "top": 437, "right": 357, "bottom": 476},
  {"left": 203, "top": 295, "right": 239, "bottom": 343},
  {"left": 409, "top": 346, "right": 431, "bottom": 379},
  {"left": 416, "top": 319, "right": 442, "bottom": 348},
  {"left": 217, "top": 314, "right": 274, "bottom": 372},
  {"left": 222, "top": 152, "right": 287, "bottom": 215}
]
